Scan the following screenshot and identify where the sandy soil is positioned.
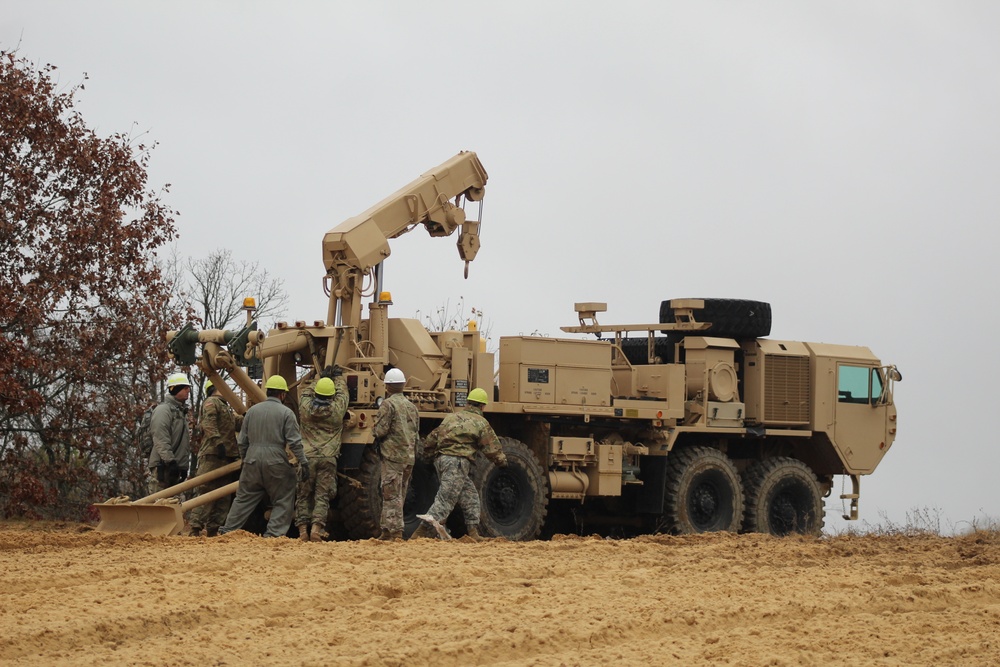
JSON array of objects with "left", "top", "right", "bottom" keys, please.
[{"left": 0, "top": 523, "right": 998, "bottom": 666}]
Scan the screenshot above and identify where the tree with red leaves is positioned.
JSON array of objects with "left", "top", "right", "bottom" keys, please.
[{"left": 0, "top": 51, "right": 180, "bottom": 519}]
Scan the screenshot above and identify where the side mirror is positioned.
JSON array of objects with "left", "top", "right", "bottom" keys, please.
[{"left": 888, "top": 367, "right": 902, "bottom": 382}]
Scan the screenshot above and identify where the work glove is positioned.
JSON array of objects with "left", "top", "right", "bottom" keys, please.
[
  {"left": 320, "top": 364, "right": 345, "bottom": 379},
  {"left": 297, "top": 461, "right": 311, "bottom": 483},
  {"left": 177, "top": 467, "right": 188, "bottom": 483},
  {"left": 166, "top": 460, "right": 182, "bottom": 484},
  {"left": 155, "top": 463, "right": 167, "bottom": 483}
]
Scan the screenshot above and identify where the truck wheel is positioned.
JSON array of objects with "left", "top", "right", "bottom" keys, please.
[
  {"left": 663, "top": 446, "right": 744, "bottom": 533},
  {"left": 338, "top": 449, "right": 445, "bottom": 539},
  {"left": 403, "top": 460, "right": 440, "bottom": 538},
  {"left": 659, "top": 298, "right": 771, "bottom": 339},
  {"left": 472, "top": 437, "right": 548, "bottom": 541},
  {"left": 337, "top": 446, "right": 382, "bottom": 539},
  {"left": 742, "top": 457, "right": 825, "bottom": 536}
]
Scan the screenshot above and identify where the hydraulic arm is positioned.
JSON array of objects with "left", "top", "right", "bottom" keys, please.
[{"left": 321, "top": 151, "right": 488, "bottom": 333}]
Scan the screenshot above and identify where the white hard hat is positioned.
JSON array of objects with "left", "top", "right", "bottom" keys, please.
[
  {"left": 384, "top": 368, "right": 406, "bottom": 385},
  {"left": 167, "top": 372, "right": 191, "bottom": 388}
]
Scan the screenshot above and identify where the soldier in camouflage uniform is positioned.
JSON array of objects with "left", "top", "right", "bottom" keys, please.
[
  {"left": 189, "top": 378, "right": 240, "bottom": 537},
  {"left": 295, "top": 368, "right": 349, "bottom": 542},
  {"left": 371, "top": 368, "right": 419, "bottom": 540},
  {"left": 416, "top": 387, "right": 507, "bottom": 541}
]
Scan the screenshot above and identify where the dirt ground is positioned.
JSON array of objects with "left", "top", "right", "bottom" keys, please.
[{"left": 0, "top": 523, "right": 998, "bottom": 666}]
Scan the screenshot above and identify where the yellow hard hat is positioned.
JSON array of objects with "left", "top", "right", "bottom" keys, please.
[
  {"left": 265, "top": 375, "right": 289, "bottom": 392},
  {"left": 467, "top": 387, "right": 489, "bottom": 405},
  {"left": 315, "top": 377, "right": 336, "bottom": 397},
  {"left": 167, "top": 372, "right": 191, "bottom": 389},
  {"left": 203, "top": 378, "right": 213, "bottom": 393}
]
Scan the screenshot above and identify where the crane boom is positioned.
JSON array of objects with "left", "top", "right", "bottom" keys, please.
[{"left": 321, "top": 151, "right": 487, "bottom": 329}]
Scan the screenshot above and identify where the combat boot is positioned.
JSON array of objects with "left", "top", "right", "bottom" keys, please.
[
  {"left": 297, "top": 524, "right": 310, "bottom": 541},
  {"left": 465, "top": 525, "right": 484, "bottom": 542},
  {"left": 416, "top": 514, "right": 451, "bottom": 540},
  {"left": 378, "top": 529, "right": 403, "bottom": 541},
  {"left": 189, "top": 527, "right": 203, "bottom": 537},
  {"left": 409, "top": 521, "right": 437, "bottom": 539},
  {"left": 310, "top": 523, "right": 328, "bottom": 542}
]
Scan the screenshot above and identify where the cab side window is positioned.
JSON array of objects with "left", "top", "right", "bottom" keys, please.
[{"left": 838, "top": 365, "right": 879, "bottom": 404}]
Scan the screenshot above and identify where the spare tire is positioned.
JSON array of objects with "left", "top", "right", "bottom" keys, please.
[
  {"left": 659, "top": 298, "right": 771, "bottom": 339},
  {"left": 618, "top": 335, "right": 679, "bottom": 365}
]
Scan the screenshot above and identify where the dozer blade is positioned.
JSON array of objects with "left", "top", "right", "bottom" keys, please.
[
  {"left": 96, "top": 481, "right": 239, "bottom": 536},
  {"left": 133, "top": 482, "right": 239, "bottom": 535},
  {"left": 93, "top": 503, "right": 146, "bottom": 534},
  {"left": 96, "top": 460, "right": 242, "bottom": 534}
]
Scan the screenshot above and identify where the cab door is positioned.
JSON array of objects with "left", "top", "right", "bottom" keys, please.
[{"left": 833, "top": 364, "right": 890, "bottom": 473}]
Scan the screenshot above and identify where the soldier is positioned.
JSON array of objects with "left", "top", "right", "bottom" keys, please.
[
  {"left": 189, "top": 378, "right": 240, "bottom": 537},
  {"left": 219, "top": 375, "right": 309, "bottom": 538},
  {"left": 371, "top": 368, "right": 419, "bottom": 540},
  {"left": 148, "top": 372, "right": 192, "bottom": 494},
  {"left": 295, "top": 367, "right": 349, "bottom": 542},
  {"left": 415, "top": 387, "right": 507, "bottom": 541}
]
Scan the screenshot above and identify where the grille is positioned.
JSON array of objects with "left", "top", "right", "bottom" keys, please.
[{"left": 763, "top": 355, "right": 810, "bottom": 424}]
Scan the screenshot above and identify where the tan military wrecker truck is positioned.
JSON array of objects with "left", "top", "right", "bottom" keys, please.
[{"left": 163, "top": 151, "right": 902, "bottom": 540}]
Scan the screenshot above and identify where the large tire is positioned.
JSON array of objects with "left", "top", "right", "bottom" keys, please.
[
  {"left": 663, "top": 446, "right": 744, "bottom": 533},
  {"left": 337, "top": 449, "right": 444, "bottom": 539},
  {"left": 742, "top": 457, "right": 825, "bottom": 536},
  {"left": 659, "top": 298, "right": 771, "bottom": 339},
  {"left": 471, "top": 437, "right": 548, "bottom": 541},
  {"left": 337, "top": 446, "right": 382, "bottom": 539},
  {"left": 403, "top": 460, "right": 440, "bottom": 538}
]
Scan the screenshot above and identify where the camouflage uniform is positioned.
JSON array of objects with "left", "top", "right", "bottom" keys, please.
[
  {"left": 371, "top": 391, "right": 420, "bottom": 533},
  {"left": 147, "top": 394, "right": 190, "bottom": 494},
  {"left": 421, "top": 404, "right": 507, "bottom": 529},
  {"left": 219, "top": 397, "right": 305, "bottom": 538},
  {"left": 294, "top": 376, "right": 349, "bottom": 530},
  {"left": 189, "top": 393, "right": 240, "bottom": 536}
]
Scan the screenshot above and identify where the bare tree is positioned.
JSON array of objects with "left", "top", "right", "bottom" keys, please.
[
  {"left": 188, "top": 249, "right": 288, "bottom": 330},
  {"left": 163, "top": 246, "right": 288, "bottom": 332},
  {"left": 416, "top": 296, "right": 495, "bottom": 352}
]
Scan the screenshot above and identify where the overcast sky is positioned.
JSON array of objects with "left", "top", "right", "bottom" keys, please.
[{"left": 4, "top": 1, "right": 998, "bottom": 534}]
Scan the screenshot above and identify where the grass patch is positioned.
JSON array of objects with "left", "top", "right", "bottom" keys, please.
[{"left": 833, "top": 507, "right": 1000, "bottom": 538}]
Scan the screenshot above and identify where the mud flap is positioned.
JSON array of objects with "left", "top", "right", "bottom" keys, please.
[{"left": 635, "top": 455, "right": 668, "bottom": 514}]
